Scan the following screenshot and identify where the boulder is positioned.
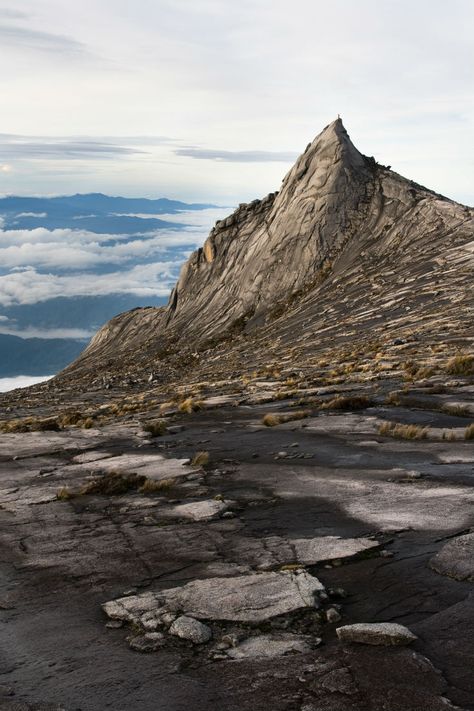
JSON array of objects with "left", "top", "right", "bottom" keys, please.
[
  {"left": 336, "top": 622, "right": 417, "bottom": 646},
  {"left": 169, "top": 615, "right": 212, "bottom": 644},
  {"left": 225, "top": 633, "right": 312, "bottom": 659},
  {"left": 429, "top": 533, "right": 474, "bottom": 581}
]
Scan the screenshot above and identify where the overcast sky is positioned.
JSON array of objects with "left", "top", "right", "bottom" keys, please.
[{"left": 0, "top": 0, "right": 472, "bottom": 205}]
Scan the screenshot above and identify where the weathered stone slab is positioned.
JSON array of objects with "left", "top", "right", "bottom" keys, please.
[
  {"left": 429, "top": 533, "right": 474, "bottom": 581},
  {"left": 70, "top": 453, "right": 194, "bottom": 481},
  {"left": 166, "top": 499, "right": 229, "bottom": 521},
  {"left": 225, "top": 633, "right": 312, "bottom": 659},
  {"left": 229, "top": 534, "right": 379, "bottom": 568},
  {"left": 103, "top": 570, "right": 325, "bottom": 625},
  {"left": 169, "top": 615, "right": 212, "bottom": 643},
  {"left": 336, "top": 622, "right": 417, "bottom": 646}
]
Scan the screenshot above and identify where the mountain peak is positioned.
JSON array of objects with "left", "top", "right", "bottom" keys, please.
[{"left": 65, "top": 119, "right": 473, "bottom": 383}]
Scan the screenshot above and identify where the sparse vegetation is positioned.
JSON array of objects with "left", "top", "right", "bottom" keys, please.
[
  {"left": 442, "top": 430, "right": 458, "bottom": 441},
  {"left": 262, "top": 410, "right": 310, "bottom": 426},
  {"left": 178, "top": 397, "right": 204, "bottom": 414},
  {"left": 143, "top": 419, "right": 168, "bottom": 437},
  {"left": 442, "top": 404, "right": 471, "bottom": 417},
  {"left": 465, "top": 424, "right": 474, "bottom": 440},
  {"left": 446, "top": 354, "right": 474, "bottom": 376},
  {"left": 0, "top": 416, "right": 60, "bottom": 433},
  {"left": 139, "top": 478, "right": 174, "bottom": 494},
  {"left": 79, "top": 471, "right": 146, "bottom": 496},
  {"left": 378, "top": 422, "right": 429, "bottom": 440},
  {"left": 56, "top": 487, "right": 75, "bottom": 501},
  {"left": 320, "top": 394, "right": 373, "bottom": 411},
  {"left": 191, "top": 450, "right": 210, "bottom": 467}
]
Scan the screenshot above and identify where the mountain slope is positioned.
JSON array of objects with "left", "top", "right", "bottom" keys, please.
[{"left": 61, "top": 119, "right": 474, "bottom": 385}]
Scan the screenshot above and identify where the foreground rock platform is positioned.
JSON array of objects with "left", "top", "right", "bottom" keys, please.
[{"left": 1, "top": 382, "right": 473, "bottom": 710}]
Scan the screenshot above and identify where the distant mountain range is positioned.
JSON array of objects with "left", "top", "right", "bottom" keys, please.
[
  {"left": 0, "top": 193, "right": 225, "bottom": 380},
  {"left": 0, "top": 193, "right": 215, "bottom": 233}
]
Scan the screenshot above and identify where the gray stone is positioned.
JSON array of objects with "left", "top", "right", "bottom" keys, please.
[
  {"left": 169, "top": 615, "right": 212, "bottom": 644},
  {"left": 167, "top": 499, "right": 229, "bottom": 521},
  {"left": 225, "top": 633, "right": 312, "bottom": 659},
  {"left": 326, "top": 607, "right": 342, "bottom": 623},
  {"left": 103, "top": 570, "right": 325, "bottom": 624},
  {"left": 429, "top": 533, "right": 474, "bottom": 581},
  {"left": 128, "top": 631, "right": 165, "bottom": 652},
  {"left": 336, "top": 622, "right": 417, "bottom": 646}
]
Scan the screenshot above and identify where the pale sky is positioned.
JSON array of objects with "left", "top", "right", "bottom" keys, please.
[{"left": 0, "top": 0, "right": 473, "bottom": 205}]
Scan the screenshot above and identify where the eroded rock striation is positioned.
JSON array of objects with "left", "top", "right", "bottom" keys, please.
[{"left": 59, "top": 117, "right": 473, "bottom": 387}]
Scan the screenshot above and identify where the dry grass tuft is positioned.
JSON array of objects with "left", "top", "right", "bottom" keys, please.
[
  {"left": 79, "top": 471, "right": 146, "bottom": 496},
  {"left": 320, "top": 395, "right": 373, "bottom": 411},
  {"left": 178, "top": 397, "right": 204, "bottom": 414},
  {"left": 0, "top": 416, "right": 60, "bottom": 433},
  {"left": 442, "top": 404, "right": 471, "bottom": 417},
  {"left": 143, "top": 420, "right": 168, "bottom": 437},
  {"left": 446, "top": 354, "right": 474, "bottom": 376},
  {"left": 191, "top": 451, "right": 210, "bottom": 467},
  {"left": 378, "top": 422, "right": 429, "bottom": 440},
  {"left": 465, "top": 424, "right": 474, "bottom": 440},
  {"left": 262, "top": 410, "right": 310, "bottom": 427},
  {"left": 56, "top": 487, "right": 75, "bottom": 501},
  {"left": 58, "top": 411, "right": 83, "bottom": 427},
  {"left": 139, "top": 478, "right": 174, "bottom": 494}
]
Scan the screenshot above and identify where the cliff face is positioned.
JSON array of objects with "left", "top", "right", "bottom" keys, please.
[
  {"left": 65, "top": 118, "right": 473, "bottom": 382},
  {"left": 165, "top": 119, "right": 374, "bottom": 336}
]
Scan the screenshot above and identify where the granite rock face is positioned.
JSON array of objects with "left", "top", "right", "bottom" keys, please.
[
  {"left": 103, "top": 570, "right": 325, "bottom": 625},
  {"left": 429, "top": 533, "right": 474, "bottom": 581},
  {"left": 336, "top": 622, "right": 418, "bottom": 646},
  {"left": 61, "top": 118, "right": 474, "bottom": 385}
]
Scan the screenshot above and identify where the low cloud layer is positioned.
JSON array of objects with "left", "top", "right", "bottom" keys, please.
[
  {"left": 175, "top": 148, "right": 299, "bottom": 163},
  {"left": 0, "top": 207, "right": 230, "bottom": 308},
  {"left": 0, "top": 135, "right": 146, "bottom": 160}
]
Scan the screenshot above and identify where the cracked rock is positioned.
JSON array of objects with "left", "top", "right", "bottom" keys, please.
[
  {"left": 429, "top": 533, "right": 474, "bottom": 581},
  {"left": 336, "top": 622, "right": 417, "bottom": 646},
  {"left": 167, "top": 499, "right": 229, "bottom": 521},
  {"left": 128, "top": 631, "right": 165, "bottom": 653},
  {"left": 225, "top": 633, "right": 313, "bottom": 659},
  {"left": 103, "top": 570, "right": 325, "bottom": 625},
  {"left": 169, "top": 615, "right": 212, "bottom": 644}
]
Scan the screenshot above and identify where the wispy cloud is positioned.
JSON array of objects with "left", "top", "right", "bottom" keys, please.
[
  {"left": 0, "top": 21, "right": 90, "bottom": 57},
  {"left": 0, "top": 8, "right": 28, "bottom": 20},
  {"left": 0, "top": 136, "right": 146, "bottom": 161},
  {"left": 175, "top": 147, "right": 299, "bottom": 163},
  {"left": 0, "top": 324, "right": 93, "bottom": 339}
]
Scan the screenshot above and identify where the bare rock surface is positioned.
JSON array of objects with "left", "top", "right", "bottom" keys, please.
[
  {"left": 229, "top": 534, "right": 379, "bottom": 568},
  {"left": 430, "top": 533, "right": 474, "bottom": 581},
  {"left": 169, "top": 616, "right": 212, "bottom": 643},
  {"left": 336, "top": 622, "right": 417, "bottom": 646},
  {"left": 225, "top": 633, "right": 313, "bottom": 659},
  {"left": 104, "top": 570, "right": 325, "bottom": 624},
  {"left": 166, "top": 499, "right": 229, "bottom": 521}
]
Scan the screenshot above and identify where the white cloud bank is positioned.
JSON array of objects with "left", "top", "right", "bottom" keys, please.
[
  {"left": 0, "top": 374, "right": 52, "bottom": 392},
  {"left": 0, "top": 207, "right": 230, "bottom": 306}
]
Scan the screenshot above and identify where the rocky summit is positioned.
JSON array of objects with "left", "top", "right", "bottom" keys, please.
[{"left": 0, "top": 120, "right": 473, "bottom": 711}]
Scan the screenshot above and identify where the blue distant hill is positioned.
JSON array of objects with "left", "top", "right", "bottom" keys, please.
[{"left": 0, "top": 193, "right": 217, "bottom": 233}]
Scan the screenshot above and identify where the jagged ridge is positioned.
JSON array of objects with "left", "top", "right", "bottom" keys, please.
[{"left": 63, "top": 119, "right": 474, "bottom": 383}]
